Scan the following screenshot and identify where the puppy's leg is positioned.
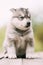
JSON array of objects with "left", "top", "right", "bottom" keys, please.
[
  {"left": 3, "top": 39, "right": 16, "bottom": 58},
  {"left": 26, "top": 29, "right": 35, "bottom": 58},
  {"left": 26, "top": 45, "right": 34, "bottom": 58},
  {"left": 7, "top": 43, "right": 16, "bottom": 58},
  {"left": 26, "top": 38, "right": 34, "bottom": 58}
]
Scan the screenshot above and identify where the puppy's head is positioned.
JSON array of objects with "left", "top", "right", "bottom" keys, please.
[{"left": 10, "top": 8, "right": 32, "bottom": 31}]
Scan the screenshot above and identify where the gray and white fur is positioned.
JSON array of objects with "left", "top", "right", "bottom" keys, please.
[{"left": 3, "top": 8, "right": 34, "bottom": 58}]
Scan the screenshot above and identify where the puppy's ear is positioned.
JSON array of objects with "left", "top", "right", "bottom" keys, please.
[
  {"left": 27, "top": 8, "right": 31, "bottom": 19},
  {"left": 10, "top": 8, "right": 16, "bottom": 13}
]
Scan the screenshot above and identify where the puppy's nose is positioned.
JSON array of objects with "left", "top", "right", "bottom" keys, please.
[{"left": 26, "top": 22, "right": 30, "bottom": 27}]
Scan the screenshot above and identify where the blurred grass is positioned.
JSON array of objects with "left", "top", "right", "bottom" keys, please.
[
  {"left": 0, "top": 26, "right": 6, "bottom": 51},
  {"left": 0, "top": 23, "right": 43, "bottom": 52},
  {"left": 34, "top": 38, "right": 43, "bottom": 52},
  {"left": 33, "top": 23, "right": 43, "bottom": 52}
]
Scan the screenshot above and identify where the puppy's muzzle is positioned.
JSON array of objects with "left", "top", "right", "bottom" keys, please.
[{"left": 25, "top": 22, "right": 30, "bottom": 27}]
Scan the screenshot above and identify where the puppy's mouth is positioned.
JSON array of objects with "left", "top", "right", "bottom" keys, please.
[
  {"left": 15, "top": 25, "right": 30, "bottom": 36},
  {"left": 14, "top": 22, "right": 30, "bottom": 31},
  {"left": 15, "top": 26, "right": 29, "bottom": 31}
]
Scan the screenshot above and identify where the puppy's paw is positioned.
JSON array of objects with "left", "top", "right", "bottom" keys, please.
[
  {"left": 4, "top": 53, "right": 16, "bottom": 59},
  {"left": 4, "top": 53, "right": 8, "bottom": 58},
  {"left": 8, "top": 54, "right": 17, "bottom": 59},
  {"left": 26, "top": 53, "right": 35, "bottom": 59}
]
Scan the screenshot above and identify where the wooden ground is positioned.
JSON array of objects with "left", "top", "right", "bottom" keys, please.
[{"left": 0, "top": 52, "right": 43, "bottom": 65}]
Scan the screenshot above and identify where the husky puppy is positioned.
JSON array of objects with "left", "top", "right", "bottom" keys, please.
[{"left": 3, "top": 8, "right": 34, "bottom": 58}]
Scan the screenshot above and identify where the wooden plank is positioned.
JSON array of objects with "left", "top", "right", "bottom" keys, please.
[
  {"left": 23, "top": 59, "right": 43, "bottom": 65},
  {"left": 0, "top": 52, "right": 43, "bottom": 65},
  {"left": 0, "top": 58, "right": 43, "bottom": 65},
  {"left": 0, "top": 59, "right": 22, "bottom": 65}
]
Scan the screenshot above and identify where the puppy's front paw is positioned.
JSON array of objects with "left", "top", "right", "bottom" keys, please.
[
  {"left": 26, "top": 53, "right": 35, "bottom": 59},
  {"left": 4, "top": 53, "right": 16, "bottom": 59},
  {"left": 8, "top": 54, "right": 17, "bottom": 59}
]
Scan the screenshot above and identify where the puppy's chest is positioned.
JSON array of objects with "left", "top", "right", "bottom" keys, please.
[
  {"left": 15, "top": 36, "right": 27, "bottom": 50},
  {"left": 15, "top": 37, "right": 27, "bottom": 54}
]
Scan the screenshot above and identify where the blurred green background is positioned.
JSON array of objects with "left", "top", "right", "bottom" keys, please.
[
  {"left": 0, "top": 26, "right": 6, "bottom": 51},
  {"left": 33, "top": 22, "right": 43, "bottom": 52},
  {"left": 0, "top": 20, "right": 43, "bottom": 52}
]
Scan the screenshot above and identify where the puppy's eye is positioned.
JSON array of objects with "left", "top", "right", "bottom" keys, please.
[
  {"left": 20, "top": 17, "right": 24, "bottom": 19},
  {"left": 28, "top": 16, "right": 31, "bottom": 19},
  {"left": 18, "top": 16, "right": 24, "bottom": 20}
]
